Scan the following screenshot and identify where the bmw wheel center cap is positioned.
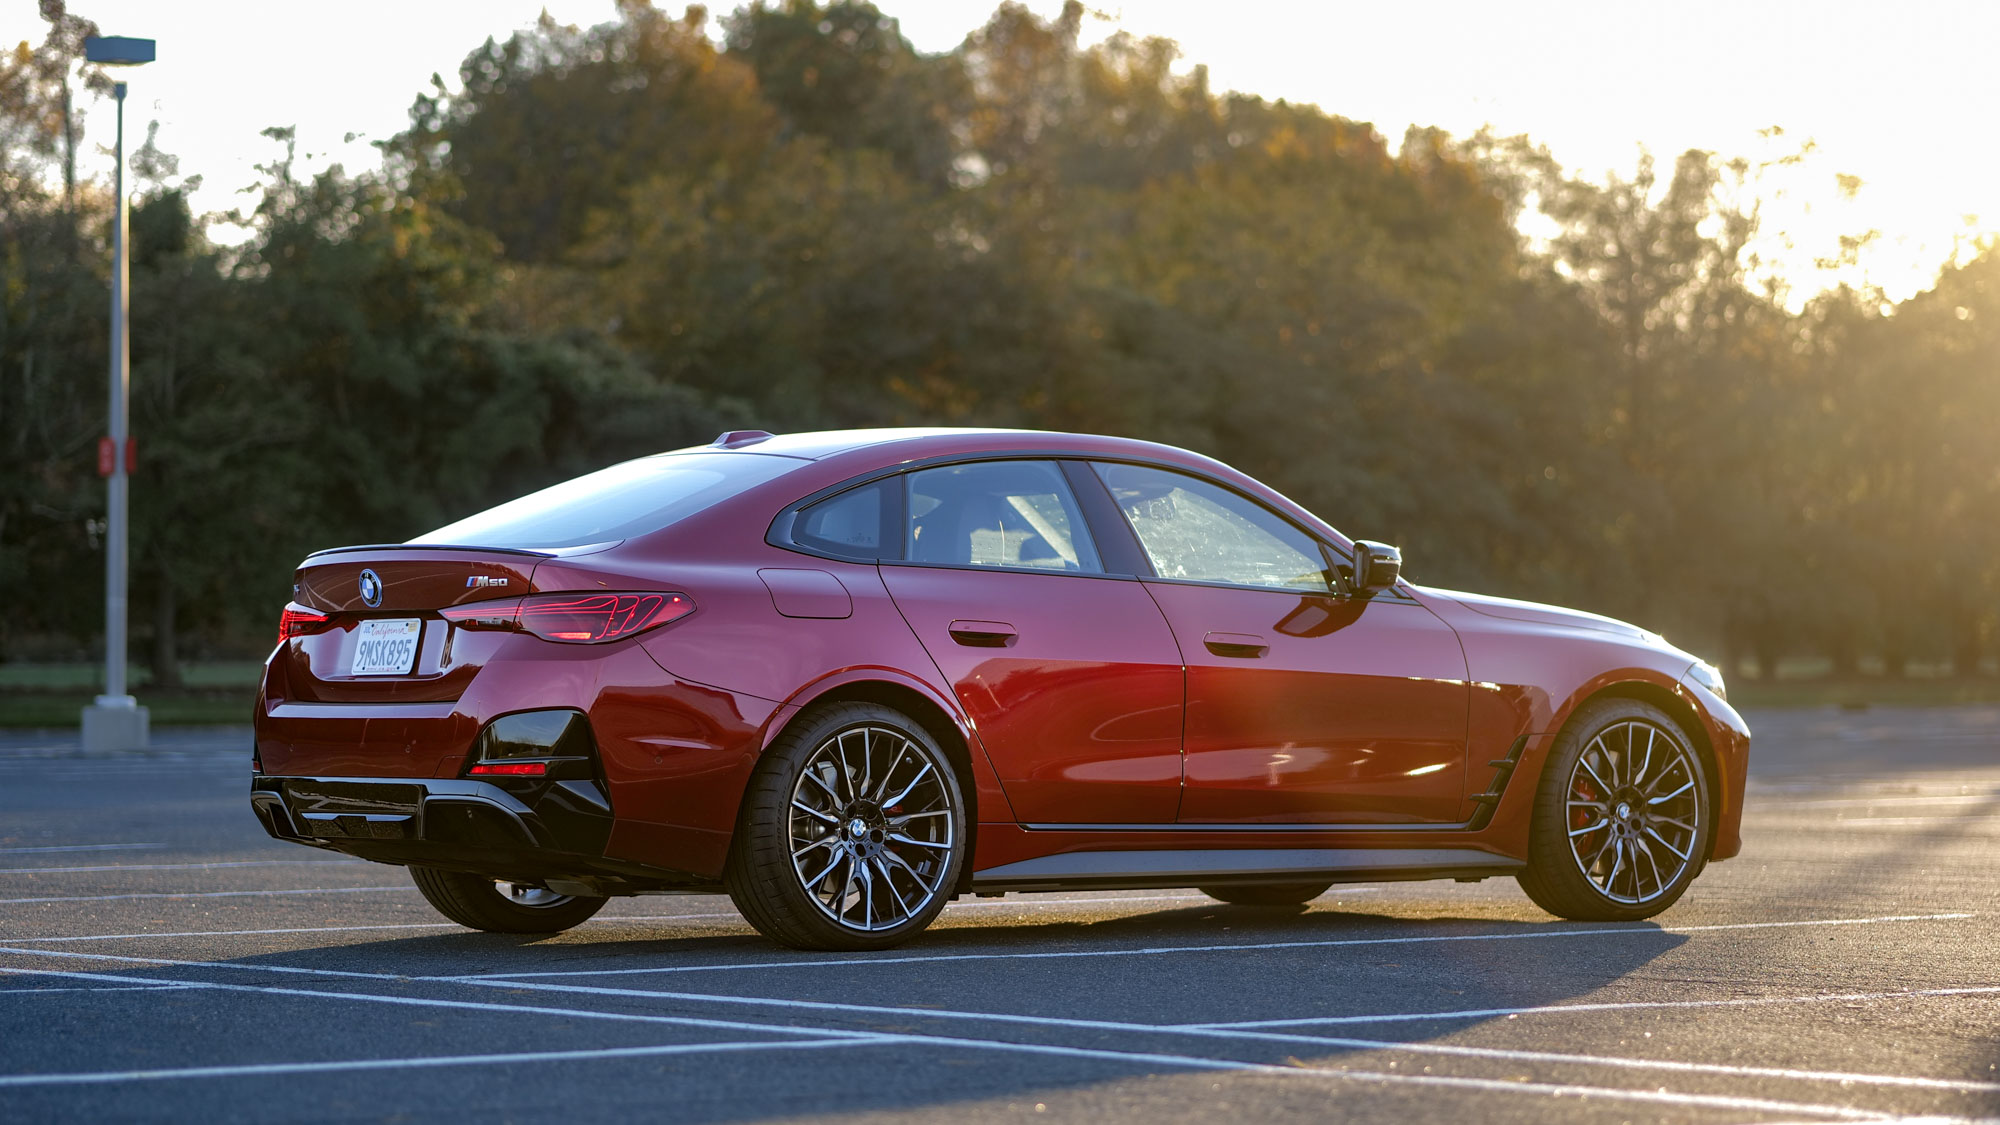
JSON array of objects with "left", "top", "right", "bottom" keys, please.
[{"left": 358, "top": 568, "right": 383, "bottom": 608}]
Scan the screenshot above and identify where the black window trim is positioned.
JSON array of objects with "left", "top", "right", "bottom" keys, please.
[{"left": 766, "top": 448, "right": 1416, "bottom": 601}]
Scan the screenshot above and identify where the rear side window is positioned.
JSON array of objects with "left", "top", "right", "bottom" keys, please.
[
  {"left": 905, "top": 460, "right": 1103, "bottom": 573},
  {"left": 413, "top": 453, "right": 800, "bottom": 550},
  {"left": 1093, "top": 462, "right": 1332, "bottom": 592},
  {"left": 792, "top": 479, "right": 897, "bottom": 560}
]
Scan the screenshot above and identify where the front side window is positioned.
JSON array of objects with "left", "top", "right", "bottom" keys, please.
[
  {"left": 1093, "top": 462, "right": 1332, "bottom": 592},
  {"left": 905, "top": 461, "right": 1103, "bottom": 573}
]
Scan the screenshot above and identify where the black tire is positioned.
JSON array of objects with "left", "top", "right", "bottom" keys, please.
[
  {"left": 408, "top": 866, "right": 608, "bottom": 934},
  {"left": 726, "top": 701, "right": 967, "bottom": 951},
  {"left": 1516, "top": 698, "right": 1713, "bottom": 922},
  {"left": 1199, "top": 882, "right": 1333, "bottom": 906}
]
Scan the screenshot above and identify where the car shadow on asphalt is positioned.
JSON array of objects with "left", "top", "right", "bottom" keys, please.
[{"left": 186, "top": 902, "right": 1697, "bottom": 1121}]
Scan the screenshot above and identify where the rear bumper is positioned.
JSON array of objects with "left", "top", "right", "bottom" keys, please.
[{"left": 250, "top": 775, "right": 715, "bottom": 893}]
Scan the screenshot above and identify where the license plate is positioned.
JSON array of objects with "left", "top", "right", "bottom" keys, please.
[{"left": 350, "top": 618, "right": 421, "bottom": 676}]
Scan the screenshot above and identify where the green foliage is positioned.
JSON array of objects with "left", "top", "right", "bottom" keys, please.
[{"left": 4, "top": 0, "right": 1995, "bottom": 685}]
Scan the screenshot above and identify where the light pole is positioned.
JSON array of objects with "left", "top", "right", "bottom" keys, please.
[{"left": 80, "top": 35, "right": 155, "bottom": 753}]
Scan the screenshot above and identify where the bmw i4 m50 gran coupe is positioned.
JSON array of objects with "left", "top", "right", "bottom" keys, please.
[{"left": 251, "top": 428, "right": 1748, "bottom": 950}]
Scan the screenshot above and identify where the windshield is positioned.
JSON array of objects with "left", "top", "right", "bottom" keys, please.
[{"left": 411, "top": 453, "right": 801, "bottom": 550}]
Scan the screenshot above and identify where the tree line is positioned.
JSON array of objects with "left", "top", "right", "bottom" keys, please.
[{"left": 3, "top": 0, "right": 1994, "bottom": 686}]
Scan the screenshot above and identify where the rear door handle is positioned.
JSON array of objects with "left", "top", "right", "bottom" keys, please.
[
  {"left": 1204, "top": 631, "right": 1268, "bottom": 658},
  {"left": 948, "top": 620, "right": 1017, "bottom": 647}
]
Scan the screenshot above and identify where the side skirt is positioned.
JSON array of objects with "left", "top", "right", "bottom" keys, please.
[{"left": 968, "top": 847, "right": 1523, "bottom": 893}]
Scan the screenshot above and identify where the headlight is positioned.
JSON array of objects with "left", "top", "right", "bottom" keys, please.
[{"left": 1688, "top": 660, "right": 1726, "bottom": 700}]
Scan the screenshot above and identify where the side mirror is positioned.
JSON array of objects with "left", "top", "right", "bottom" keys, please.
[{"left": 1349, "top": 540, "right": 1402, "bottom": 594}]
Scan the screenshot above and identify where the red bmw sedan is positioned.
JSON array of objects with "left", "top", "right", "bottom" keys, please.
[{"left": 251, "top": 428, "right": 1748, "bottom": 950}]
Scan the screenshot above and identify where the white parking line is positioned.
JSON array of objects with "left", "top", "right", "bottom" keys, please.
[
  {"left": 1194, "top": 985, "right": 2000, "bottom": 1028},
  {"left": 0, "top": 964, "right": 1908, "bottom": 1119},
  {"left": 0, "top": 886, "right": 411, "bottom": 905},
  {"left": 0, "top": 843, "right": 163, "bottom": 854},
  {"left": 0, "top": 1037, "right": 894, "bottom": 1088},
  {"left": 458, "top": 913, "right": 1977, "bottom": 979},
  {"left": 0, "top": 985, "right": 191, "bottom": 995},
  {"left": 0, "top": 964, "right": 887, "bottom": 1039},
  {"left": 0, "top": 893, "right": 1248, "bottom": 944},
  {"left": 0, "top": 860, "right": 364, "bottom": 875},
  {"left": 445, "top": 979, "right": 2000, "bottom": 1095}
]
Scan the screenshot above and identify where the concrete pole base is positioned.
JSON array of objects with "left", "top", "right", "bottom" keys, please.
[{"left": 82, "top": 695, "right": 150, "bottom": 751}]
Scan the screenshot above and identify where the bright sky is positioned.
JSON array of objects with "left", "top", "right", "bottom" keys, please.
[{"left": 12, "top": 0, "right": 1996, "bottom": 304}]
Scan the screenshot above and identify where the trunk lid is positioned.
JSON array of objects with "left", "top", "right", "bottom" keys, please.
[{"left": 278, "top": 546, "right": 547, "bottom": 704}]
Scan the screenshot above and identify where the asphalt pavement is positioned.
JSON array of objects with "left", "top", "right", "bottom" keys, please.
[{"left": 1, "top": 706, "right": 1997, "bottom": 1123}]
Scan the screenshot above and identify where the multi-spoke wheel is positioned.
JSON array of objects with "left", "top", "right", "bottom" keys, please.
[
  {"left": 1518, "top": 698, "right": 1713, "bottom": 921},
  {"left": 408, "top": 866, "right": 609, "bottom": 934},
  {"left": 727, "top": 701, "right": 966, "bottom": 950}
]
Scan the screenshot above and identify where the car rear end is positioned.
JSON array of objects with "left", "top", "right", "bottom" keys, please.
[{"left": 250, "top": 448, "right": 804, "bottom": 893}]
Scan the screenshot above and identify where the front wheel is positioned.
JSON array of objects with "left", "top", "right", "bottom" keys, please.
[
  {"left": 408, "top": 867, "right": 608, "bottom": 934},
  {"left": 726, "top": 702, "right": 967, "bottom": 951},
  {"left": 1516, "top": 699, "right": 1713, "bottom": 921},
  {"left": 1200, "top": 882, "right": 1332, "bottom": 906}
]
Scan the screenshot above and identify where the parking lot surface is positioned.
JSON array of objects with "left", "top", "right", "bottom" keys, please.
[{"left": 2, "top": 706, "right": 1997, "bottom": 1123}]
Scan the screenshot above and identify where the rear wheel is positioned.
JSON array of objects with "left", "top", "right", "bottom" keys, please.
[
  {"left": 1200, "top": 882, "right": 1333, "bottom": 906},
  {"left": 408, "top": 866, "right": 608, "bottom": 934},
  {"left": 1517, "top": 698, "right": 1713, "bottom": 921},
  {"left": 726, "top": 702, "right": 967, "bottom": 951}
]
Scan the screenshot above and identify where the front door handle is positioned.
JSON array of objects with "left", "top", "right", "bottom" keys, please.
[
  {"left": 1204, "top": 631, "right": 1268, "bottom": 658},
  {"left": 948, "top": 620, "right": 1017, "bottom": 647}
]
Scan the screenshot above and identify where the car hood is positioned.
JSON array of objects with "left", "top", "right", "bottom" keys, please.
[{"left": 1417, "top": 586, "right": 1654, "bottom": 641}]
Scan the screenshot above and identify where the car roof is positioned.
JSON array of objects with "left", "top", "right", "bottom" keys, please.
[{"left": 673, "top": 427, "right": 1219, "bottom": 468}]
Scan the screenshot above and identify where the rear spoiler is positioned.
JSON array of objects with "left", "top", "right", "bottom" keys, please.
[{"left": 303, "top": 543, "right": 556, "bottom": 561}]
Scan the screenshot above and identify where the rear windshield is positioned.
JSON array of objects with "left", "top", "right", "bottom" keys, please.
[{"left": 411, "top": 453, "right": 801, "bottom": 550}]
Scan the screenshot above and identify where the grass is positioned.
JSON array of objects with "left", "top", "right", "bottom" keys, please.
[{"left": 0, "top": 661, "right": 261, "bottom": 727}]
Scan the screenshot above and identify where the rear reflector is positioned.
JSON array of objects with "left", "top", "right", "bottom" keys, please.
[
  {"left": 468, "top": 761, "right": 549, "bottom": 777},
  {"left": 278, "top": 602, "right": 332, "bottom": 644},
  {"left": 441, "top": 592, "right": 693, "bottom": 644}
]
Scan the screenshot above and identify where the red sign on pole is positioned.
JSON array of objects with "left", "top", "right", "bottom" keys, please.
[
  {"left": 125, "top": 437, "right": 137, "bottom": 476},
  {"left": 97, "top": 437, "right": 115, "bottom": 477}
]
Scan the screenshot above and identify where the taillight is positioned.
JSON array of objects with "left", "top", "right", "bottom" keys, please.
[
  {"left": 441, "top": 592, "right": 693, "bottom": 644},
  {"left": 277, "top": 603, "right": 331, "bottom": 644}
]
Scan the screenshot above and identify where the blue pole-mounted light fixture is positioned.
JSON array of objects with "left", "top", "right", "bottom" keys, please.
[{"left": 83, "top": 36, "right": 155, "bottom": 65}]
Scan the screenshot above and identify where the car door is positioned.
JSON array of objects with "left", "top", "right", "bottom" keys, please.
[
  {"left": 878, "top": 459, "right": 1187, "bottom": 824},
  {"left": 1087, "top": 461, "right": 1471, "bottom": 825}
]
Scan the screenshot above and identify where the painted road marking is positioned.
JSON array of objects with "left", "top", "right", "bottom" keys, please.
[
  {"left": 0, "top": 886, "right": 411, "bottom": 905},
  {"left": 0, "top": 964, "right": 1912, "bottom": 1120},
  {"left": 443, "top": 978, "right": 2000, "bottom": 1095},
  {"left": 0, "top": 860, "right": 365, "bottom": 875},
  {"left": 0, "top": 843, "right": 163, "bottom": 854},
  {"left": 457, "top": 913, "right": 1977, "bottom": 979},
  {"left": 1195, "top": 985, "right": 2000, "bottom": 1028},
  {"left": 0, "top": 1038, "right": 893, "bottom": 1088},
  {"left": 0, "top": 893, "right": 1245, "bottom": 944}
]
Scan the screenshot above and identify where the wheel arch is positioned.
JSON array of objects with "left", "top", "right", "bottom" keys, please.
[
  {"left": 1557, "top": 679, "right": 1724, "bottom": 861},
  {"left": 762, "top": 676, "right": 984, "bottom": 892}
]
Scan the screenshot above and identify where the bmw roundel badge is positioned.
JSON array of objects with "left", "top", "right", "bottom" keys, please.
[{"left": 358, "top": 568, "right": 384, "bottom": 608}]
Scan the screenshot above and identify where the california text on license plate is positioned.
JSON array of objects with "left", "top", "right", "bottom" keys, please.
[{"left": 351, "top": 619, "right": 421, "bottom": 676}]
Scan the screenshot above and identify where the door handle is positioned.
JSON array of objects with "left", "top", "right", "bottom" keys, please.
[
  {"left": 948, "top": 620, "right": 1017, "bottom": 647},
  {"left": 1204, "top": 631, "right": 1268, "bottom": 658}
]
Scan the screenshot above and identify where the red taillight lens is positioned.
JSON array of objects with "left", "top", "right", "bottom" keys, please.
[
  {"left": 468, "top": 761, "right": 549, "bottom": 777},
  {"left": 277, "top": 603, "right": 332, "bottom": 644},
  {"left": 440, "top": 592, "right": 693, "bottom": 644}
]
